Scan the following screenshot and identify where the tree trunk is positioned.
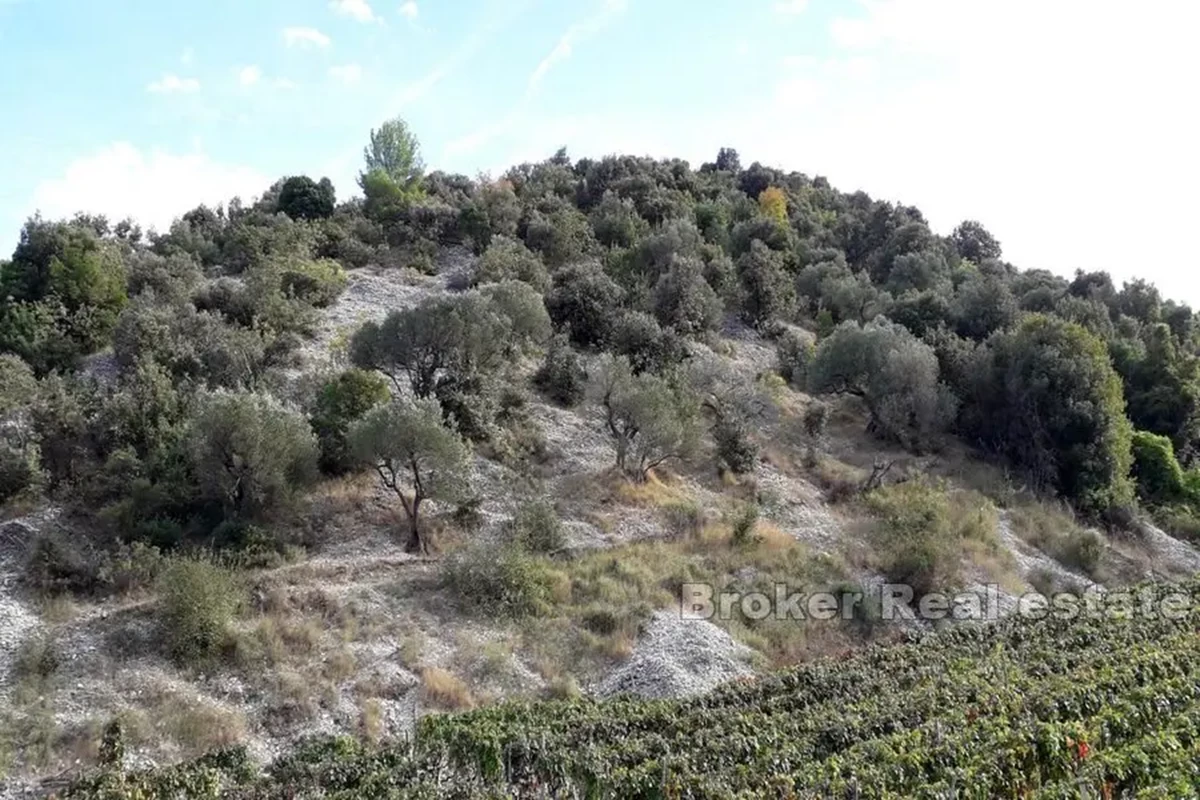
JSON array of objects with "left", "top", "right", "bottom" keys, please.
[{"left": 404, "top": 496, "right": 425, "bottom": 554}]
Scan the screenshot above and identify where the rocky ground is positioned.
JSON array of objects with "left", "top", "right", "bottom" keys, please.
[{"left": 3, "top": 252, "right": 1199, "bottom": 796}]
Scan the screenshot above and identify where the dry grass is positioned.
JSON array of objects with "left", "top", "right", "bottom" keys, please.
[
  {"left": 611, "top": 470, "right": 693, "bottom": 508},
  {"left": 420, "top": 667, "right": 474, "bottom": 710}
]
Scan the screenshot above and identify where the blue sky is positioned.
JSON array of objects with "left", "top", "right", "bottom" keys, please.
[{"left": 2, "top": 0, "right": 1198, "bottom": 303}]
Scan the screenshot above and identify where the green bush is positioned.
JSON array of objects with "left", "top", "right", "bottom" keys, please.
[
  {"left": 713, "top": 414, "right": 758, "bottom": 474},
  {"left": 1131, "top": 429, "right": 1187, "bottom": 503},
  {"left": 730, "top": 502, "right": 760, "bottom": 546},
  {"left": 662, "top": 499, "right": 705, "bottom": 540},
  {"left": 157, "top": 557, "right": 243, "bottom": 663},
  {"left": 866, "top": 479, "right": 957, "bottom": 599},
  {"left": 24, "top": 531, "right": 101, "bottom": 595},
  {"left": 474, "top": 235, "right": 550, "bottom": 292},
  {"left": 0, "top": 446, "right": 37, "bottom": 506},
  {"left": 509, "top": 498, "right": 565, "bottom": 554},
  {"left": 533, "top": 334, "right": 586, "bottom": 407},
  {"left": 775, "top": 328, "right": 815, "bottom": 387},
  {"left": 280, "top": 258, "right": 347, "bottom": 308},
  {"left": 442, "top": 544, "right": 556, "bottom": 617}
]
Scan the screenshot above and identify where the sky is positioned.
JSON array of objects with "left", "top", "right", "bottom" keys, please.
[{"left": 1, "top": 0, "right": 1198, "bottom": 303}]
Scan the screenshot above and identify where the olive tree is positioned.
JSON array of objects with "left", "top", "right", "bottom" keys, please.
[
  {"left": 349, "top": 398, "right": 472, "bottom": 553},
  {"left": 186, "top": 391, "right": 320, "bottom": 521},
  {"left": 590, "top": 354, "right": 701, "bottom": 481},
  {"left": 808, "top": 318, "right": 957, "bottom": 451}
]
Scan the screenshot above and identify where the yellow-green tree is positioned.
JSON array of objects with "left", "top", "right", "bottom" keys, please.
[{"left": 758, "top": 186, "right": 788, "bottom": 226}]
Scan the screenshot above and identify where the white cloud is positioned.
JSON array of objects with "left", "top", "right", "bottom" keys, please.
[
  {"left": 399, "top": 1, "right": 418, "bottom": 19},
  {"left": 238, "top": 65, "right": 262, "bottom": 86},
  {"left": 283, "top": 26, "right": 331, "bottom": 48},
  {"left": 27, "top": 143, "right": 269, "bottom": 236},
  {"left": 331, "top": 0, "right": 376, "bottom": 22},
  {"left": 745, "top": 0, "right": 1200, "bottom": 302},
  {"left": 146, "top": 73, "right": 200, "bottom": 94},
  {"left": 329, "top": 63, "right": 363, "bottom": 84},
  {"left": 773, "top": 0, "right": 807, "bottom": 14}
]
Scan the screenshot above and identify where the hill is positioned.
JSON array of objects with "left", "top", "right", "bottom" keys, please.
[{"left": 3, "top": 117, "right": 1200, "bottom": 796}]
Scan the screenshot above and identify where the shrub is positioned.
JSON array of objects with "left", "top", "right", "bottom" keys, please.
[
  {"left": 279, "top": 258, "right": 347, "bottom": 308},
  {"left": 965, "top": 314, "right": 1134, "bottom": 516},
  {"left": 509, "top": 499, "right": 565, "bottom": 554},
  {"left": 533, "top": 334, "right": 586, "bottom": 407},
  {"left": 866, "top": 479, "right": 957, "bottom": 599},
  {"left": 808, "top": 318, "right": 957, "bottom": 451},
  {"left": 608, "top": 310, "right": 687, "bottom": 375},
  {"left": 158, "top": 557, "right": 243, "bottom": 663},
  {"left": 0, "top": 446, "right": 37, "bottom": 506},
  {"left": 662, "top": 499, "right": 705, "bottom": 540},
  {"left": 730, "top": 502, "right": 760, "bottom": 546},
  {"left": 24, "top": 531, "right": 100, "bottom": 595},
  {"left": 713, "top": 414, "right": 758, "bottom": 474},
  {"left": 545, "top": 262, "right": 625, "bottom": 348},
  {"left": 653, "top": 257, "right": 723, "bottom": 337},
  {"left": 1131, "top": 429, "right": 1187, "bottom": 503},
  {"left": 474, "top": 235, "right": 550, "bottom": 292},
  {"left": 442, "top": 543, "right": 556, "bottom": 617},
  {"left": 187, "top": 391, "right": 320, "bottom": 521},
  {"left": 737, "top": 240, "right": 794, "bottom": 327},
  {"left": 277, "top": 176, "right": 336, "bottom": 221},
  {"left": 776, "top": 328, "right": 815, "bottom": 387},
  {"left": 803, "top": 401, "right": 830, "bottom": 441}
]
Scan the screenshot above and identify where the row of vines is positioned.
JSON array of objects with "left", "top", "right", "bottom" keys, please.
[{"left": 63, "top": 580, "right": 1200, "bottom": 799}]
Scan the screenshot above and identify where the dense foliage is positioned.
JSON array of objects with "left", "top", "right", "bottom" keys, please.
[{"left": 6, "top": 114, "right": 1200, "bottom": 572}]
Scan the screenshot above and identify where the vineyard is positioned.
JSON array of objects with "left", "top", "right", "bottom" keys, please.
[{"left": 62, "top": 579, "right": 1200, "bottom": 799}]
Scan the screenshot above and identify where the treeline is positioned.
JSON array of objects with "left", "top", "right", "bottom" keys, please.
[{"left": 3, "top": 118, "right": 1199, "bottom": 575}]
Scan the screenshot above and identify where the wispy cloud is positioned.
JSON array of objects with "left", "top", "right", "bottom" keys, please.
[
  {"left": 330, "top": 0, "right": 376, "bottom": 23},
  {"left": 238, "top": 65, "right": 262, "bottom": 86},
  {"left": 283, "top": 26, "right": 331, "bottom": 48},
  {"left": 399, "top": 1, "right": 418, "bottom": 19},
  {"left": 329, "top": 63, "right": 363, "bottom": 84},
  {"left": 180, "top": 47, "right": 195, "bottom": 65},
  {"left": 446, "top": 0, "right": 628, "bottom": 157},
  {"left": 147, "top": 73, "right": 200, "bottom": 94},
  {"left": 389, "top": 0, "right": 532, "bottom": 110}
]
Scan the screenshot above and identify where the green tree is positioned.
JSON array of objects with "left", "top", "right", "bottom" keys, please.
[
  {"left": 186, "top": 391, "right": 319, "bottom": 521},
  {"left": 653, "top": 256, "right": 723, "bottom": 337},
  {"left": 808, "top": 318, "right": 957, "bottom": 451},
  {"left": 737, "top": 239, "right": 794, "bottom": 328},
  {"left": 349, "top": 398, "right": 472, "bottom": 553},
  {"left": 590, "top": 354, "right": 700, "bottom": 481},
  {"left": 310, "top": 368, "right": 391, "bottom": 474},
  {"left": 474, "top": 235, "right": 550, "bottom": 292},
  {"left": 277, "top": 176, "right": 336, "bottom": 220},
  {"left": 360, "top": 117, "right": 424, "bottom": 192},
  {"left": 966, "top": 314, "right": 1134, "bottom": 515}
]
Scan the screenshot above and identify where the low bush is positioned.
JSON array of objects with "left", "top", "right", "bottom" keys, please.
[
  {"left": 533, "top": 334, "right": 586, "bottom": 407},
  {"left": 157, "top": 557, "right": 243, "bottom": 664},
  {"left": 509, "top": 499, "right": 565, "bottom": 554},
  {"left": 442, "top": 544, "right": 557, "bottom": 617}
]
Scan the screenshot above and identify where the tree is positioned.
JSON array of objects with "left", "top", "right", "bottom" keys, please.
[
  {"left": 186, "top": 391, "right": 319, "bottom": 521},
  {"left": 310, "top": 368, "right": 391, "bottom": 474},
  {"left": 349, "top": 398, "right": 472, "bottom": 553},
  {"left": 737, "top": 239, "right": 794, "bottom": 327},
  {"left": 589, "top": 191, "right": 648, "bottom": 249},
  {"left": 950, "top": 220, "right": 1002, "bottom": 262},
  {"left": 359, "top": 117, "right": 424, "bottom": 192},
  {"left": 653, "top": 256, "right": 723, "bottom": 337},
  {"left": 277, "top": 176, "right": 336, "bottom": 220},
  {"left": 545, "top": 262, "right": 626, "bottom": 348},
  {"left": 590, "top": 355, "right": 700, "bottom": 481},
  {"left": 609, "top": 310, "right": 688, "bottom": 375},
  {"left": 808, "top": 318, "right": 957, "bottom": 451},
  {"left": 964, "top": 314, "right": 1134, "bottom": 515},
  {"left": 758, "top": 187, "right": 788, "bottom": 226}
]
